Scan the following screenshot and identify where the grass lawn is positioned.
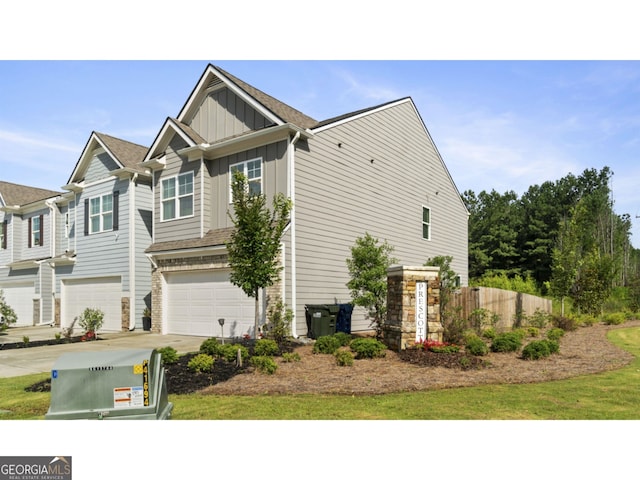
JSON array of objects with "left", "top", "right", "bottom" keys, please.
[{"left": 2, "top": 326, "right": 640, "bottom": 420}]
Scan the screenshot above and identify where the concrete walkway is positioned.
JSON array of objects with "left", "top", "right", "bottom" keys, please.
[{"left": 0, "top": 325, "right": 206, "bottom": 378}]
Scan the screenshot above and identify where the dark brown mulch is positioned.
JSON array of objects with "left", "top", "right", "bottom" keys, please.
[
  {"left": 163, "top": 353, "right": 248, "bottom": 395},
  {"left": 0, "top": 336, "right": 86, "bottom": 350}
]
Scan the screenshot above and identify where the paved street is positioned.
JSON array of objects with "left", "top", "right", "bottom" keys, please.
[{"left": 0, "top": 325, "right": 205, "bottom": 378}]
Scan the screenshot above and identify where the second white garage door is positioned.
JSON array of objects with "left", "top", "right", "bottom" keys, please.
[
  {"left": 165, "top": 270, "right": 255, "bottom": 337},
  {"left": 1, "top": 282, "right": 35, "bottom": 327},
  {"left": 61, "top": 277, "right": 122, "bottom": 332}
]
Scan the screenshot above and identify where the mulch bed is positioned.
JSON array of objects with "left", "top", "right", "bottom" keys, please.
[{"left": 21, "top": 321, "right": 640, "bottom": 396}]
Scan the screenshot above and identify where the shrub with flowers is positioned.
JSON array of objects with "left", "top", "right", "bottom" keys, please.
[{"left": 415, "top": 339, "right": 461, "bottom": 353}]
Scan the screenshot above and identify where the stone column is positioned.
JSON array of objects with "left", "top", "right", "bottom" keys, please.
[{"left": 383, "top": 265, "right": 443, "bottom": 351}]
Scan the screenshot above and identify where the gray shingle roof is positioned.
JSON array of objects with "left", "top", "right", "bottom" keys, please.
[
  {"left": 94, "top": 132, "right": 149, "bottom": 173},
  {"left": 145, "top": 227, "right": 235, "bottom": 254},
  {"left": 215, "top": 66, "right": 319, "bottom": 130},
  {"left": 0, "top": 181, "right": 61, "bottom": 206}
]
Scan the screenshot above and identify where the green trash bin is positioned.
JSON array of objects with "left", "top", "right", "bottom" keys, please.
[
  {"left": 305, "top": 304, "right": 339, "bottom": 339},
  {"left": 45, "top": 349, "right": 173, "bottom": 420}
]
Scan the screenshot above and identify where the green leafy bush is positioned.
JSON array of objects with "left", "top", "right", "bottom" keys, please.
[
  {"left": 490, "top": 332, "right": 523, "bottom": 353},
  {"left": 78, "top": 308, "right": 104, "bottom": 334},
  {"left": 527, "top": 327, "right": 540, "bottom": 337},
  {"left": 602, "top": 312, "right": 626, "bottom": 325},
  {"left": 333, "top": 332, "right": 353, "bottom": 346},
  {"left": 546, "top": 339, "right": 560, "bottom": 354},
  {"left": 200, "top": 337, "right": 221, "bottom": 356},
  {"left": 511, "top": 328, "right": 527, "bottom": 341},
  {"left": 250, "top": 355, "right": 278, "bottom": 374},
  {"left": 349, "top": 338, "right": 387, "bottom": 359},
  {"left": 157, "top": 346, "right": 179, "bottom": 365},
  {"left": 254, "top": 338, "right": 279, "bottom": 356},
  {"left": 313, "top": 335, "right": 341, "bottom": 354},
  {"left": 527, "top": 309, "right": 551, "bottom": 329},
  {"left": 188, "top": 353, "right": 214, "bottom": 373},
  {"left": 481, "top": 327, "right": 497, "bottom": 340},
  {"left": 465, "top": 336, "right": 489, "bottom": 356},
  {"left": 0, "top": 289, "right": 17, "bottom": 331},
  {"left": 264, "top": 298, "right": 294, "bottom": 345},
  {"left": 522, "top": 340, "right": 551, "bottom": 360},
  {"left": 547, "top": 328, "right": 565, "bottom": 342},
  {"left": 281, "top": 352, "right": 301, "bottom": 363},
  {"left": 335, "top": 349, "right": 354, "bottom": 366},
  {"left": 576, "top": 314, "right": 598, "bottom": 327},
  {"left": 217, "top": 343, "right": 249, "bottom": 363}
]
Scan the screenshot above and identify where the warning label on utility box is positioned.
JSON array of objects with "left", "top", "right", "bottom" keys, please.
[{"left": 113, "top": 386, "right": 144, "bottom": 408}]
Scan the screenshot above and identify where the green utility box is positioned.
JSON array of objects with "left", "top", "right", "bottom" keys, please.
[
  {"left": 45, "top": 349, "right": 173, "bottom": 420},
  {"left": 305, "top": 304, "right": 339, "bottom": 339}
]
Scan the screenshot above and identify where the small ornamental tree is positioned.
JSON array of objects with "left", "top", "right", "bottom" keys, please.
[
  {"left": 226, "top": 170, "right": 292, "bottom": 338},
  {"left": 0, "top": 289, "right": 18, "bottom": 331},
  {"left": 346, "top": 233, "right": 397, "bottom": 338}
]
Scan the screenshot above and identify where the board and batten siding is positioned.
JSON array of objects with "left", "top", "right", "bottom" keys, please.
[
  {"left": 206, "top": 140, "right": 289, "bottom": 230},
  {"left": 133, "top": 181, "right": 153, "bottom": 325},
  {"left": 293, "top": 100, "right": 468, "bottom": 334},
  {"left": 189, "top": 87, "right": 273, "bottom": 143}
]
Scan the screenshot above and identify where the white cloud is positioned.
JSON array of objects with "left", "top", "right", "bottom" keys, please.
[{"left": 0, "top": 129, "right": 79, "bottom": 153}]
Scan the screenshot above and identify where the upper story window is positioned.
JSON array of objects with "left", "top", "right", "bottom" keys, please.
[
  {"left": 161, "top": 172, "right": 194, "bottom": 221},
  {"left": 29, "top": 215, "right": 43, "bottom": 248},
  {"left": 1, "top": 220, "right": 6, "bottom": 249},
  {"left": 230, "top": 158, "right": 262, "bottom": 201},
  {"left": 90, "top": 194, "right": 113, "bottom": 233},
  {"left": 83, "top": 191, "right": 119, "bottom": 236},
  {"left": 422, "top": 206, "right": 431, "bottom": 240}
]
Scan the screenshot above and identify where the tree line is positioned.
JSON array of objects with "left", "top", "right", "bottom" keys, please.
[{"left": 463, "top": 166, "right": 640, "bottom": 314}]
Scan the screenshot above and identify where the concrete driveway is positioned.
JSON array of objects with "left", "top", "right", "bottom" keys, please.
[{"left": 0, "top": 325, "right": 205, "bottom": 378}]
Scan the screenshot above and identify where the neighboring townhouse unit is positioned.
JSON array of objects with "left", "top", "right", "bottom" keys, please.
[
  {"left": 144, "top": 64, "right": 469, "bottom": 338},
  {"left": 53, "top": 132, "right": 153, "bottom": 332},
  {"left": 0, "top": 181, "right": 62, "bottom": 326}
]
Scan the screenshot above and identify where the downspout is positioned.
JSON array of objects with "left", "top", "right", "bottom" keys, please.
[
  {"left": 129, "top": 173, "right": 138, "bottom": 331},
  {"left": 289, "top": 131, "right": 301, "bottom": 338}
]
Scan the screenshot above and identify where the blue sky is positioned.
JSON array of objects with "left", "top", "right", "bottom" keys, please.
[{"left": 2, "top": 60, "right": 640, "bottom": 245}]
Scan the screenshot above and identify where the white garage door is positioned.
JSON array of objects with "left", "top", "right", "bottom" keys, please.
[
  {"left": 0, "top": 282, "right": 34, "bottom": 327},
  {"left": 166, "top": 270, "right": 255, "bottom": 337},
  {"left": 61, "top": 277, "right": 122, "bottom": 332}
]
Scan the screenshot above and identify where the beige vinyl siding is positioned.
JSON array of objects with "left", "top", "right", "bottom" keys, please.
[
  {"left": 294, "top": 100, "right": 468, "bottom": 333},
  {"left": 190, "top": 87, "right": 273, "bottom": 143}
]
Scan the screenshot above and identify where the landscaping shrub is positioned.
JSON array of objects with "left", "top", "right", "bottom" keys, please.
[
  {"left": 547, "top": 328, "right": 565, "bottom": 342},
  {"left": 332, "top": 332, "right": 353, "bottom": 346},
  {"left": 157, "top": 346, "right": 179, "bottom": 365},
  {"left": 511, "top": 328, "right": 527, "bottom": 341},
  {"left": 522, "top": 340, "right": 551, "bottom": 360},
  {"left": 490, "top": 332, "right": 523, "bottom": 353},
  {"left": 527, "top": 308, "right": 551, "bottom": 329},
  {"left": 313, "top": 335, "right": 341, "bottom": 355},
  {"left": 78, "top": 308, "right": 104, "bottom": 335},
  {"left": 281, "top": 352, "right": 301, "bottom": 363},
  {"left": 0, "top": 289, "right": 17, "bottom": 331},
  {"left": 264, "top": 298, "right": 294, "bottom": 345},
  {"left": 465, "top": 336, "right": 489, "bottom": 356},
  {"left": 200, "top": 337, "right": 221, "bottom": 356},
  {"left": 334, "top": 350, "right": 354, "bottom": 366},
  {"left": 546, "top": 339, "right": 560, "bottom": 354},
  {"left": 602, "top": 312, "right": 626, "bottom": 326},
  {"left": 217, "top": 343, "right": 249, "bottom": 363},
  {"left": 188, "top": 353, "right": 214, "bottom": 373},
  {"left": 250, "top": 355, "right": 278, "bottom": 374},
  {"left": 254, "top": 338, "right": 279, "bottom": 356},
  {"left": 349, "top": 337, "right": 387, "bottom": 359},
  {"left": 551, "top": 315, "right": 578, "bottom": 332},
  {"left": 527, "top": 327, "right": 540, "bottom": 337},
  {"left": 576, "top": 314, "right": 598, "bottom": 327},
  {"left": 481, "top": 327, "right": 497, "bottom": 340}
]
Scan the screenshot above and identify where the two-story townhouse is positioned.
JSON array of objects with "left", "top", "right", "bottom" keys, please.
[
  {"left": 0, "top": 181, "right": 62, "bottom": 326},
  {"left": 144, "top": 64, "right": 469, "bottom": 339},
  {"left": 53, "top": 131, "right": 153, "bottom": 332}
]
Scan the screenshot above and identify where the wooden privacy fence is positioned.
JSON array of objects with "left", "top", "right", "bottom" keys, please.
[{"left": 450, "top": 287, "right": 552, "bottom": 330}]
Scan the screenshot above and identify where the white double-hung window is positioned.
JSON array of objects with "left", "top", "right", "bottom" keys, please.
[
  {"left": 162, "top": 172, "right": 194, "bottom": 220},
  {"left": 229, "top": 158, "right": 262, "bottom": 201},
  {"left": 89, "top": 194, "right": 113, "bottom": 234}
]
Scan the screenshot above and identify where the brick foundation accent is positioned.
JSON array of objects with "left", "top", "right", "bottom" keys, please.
[{"left": 383, "top": 265, "right": 443, "bottom": 351}]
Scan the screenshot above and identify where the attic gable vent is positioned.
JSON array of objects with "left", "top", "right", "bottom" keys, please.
[{"left": 206, "top": 76, "right": 224, "bottom": 90}]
